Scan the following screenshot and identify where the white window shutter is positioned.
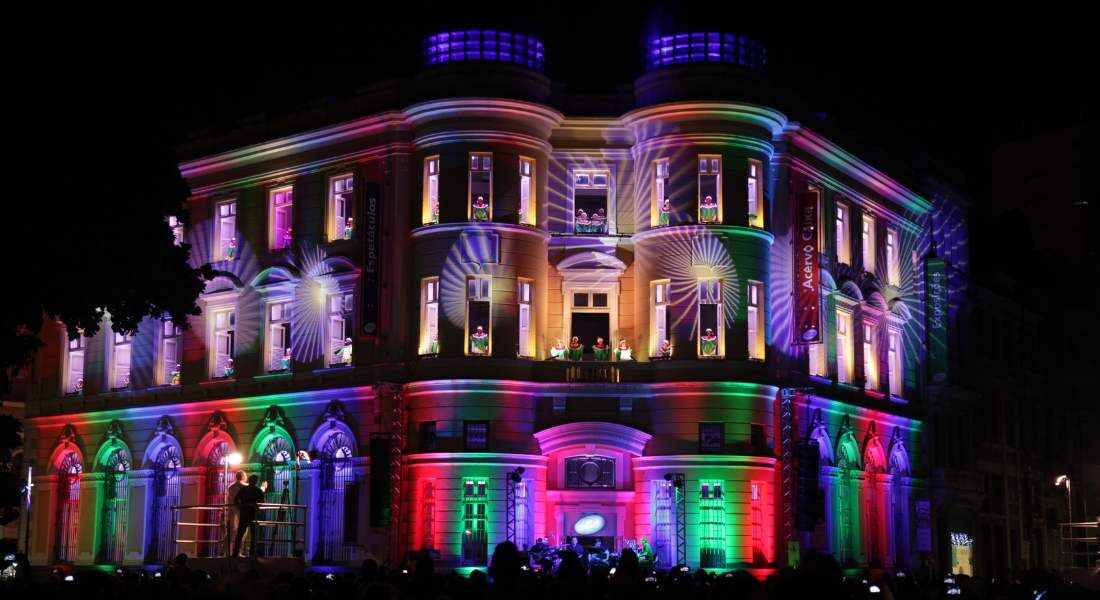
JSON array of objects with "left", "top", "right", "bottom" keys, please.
[
  {"left": 747, "top": 306, "right": 759, "bottom": 359},
  {"left": 655, "top": 304, "right": 667, "bottom": 349},
  {"left": 216, "top": 331, "right": 231, "bottom": 373},
  {"left": 425, "top": 304, "right": 438, "bottom": 350}
]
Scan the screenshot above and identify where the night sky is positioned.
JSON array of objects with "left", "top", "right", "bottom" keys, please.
[{"left": 14, "top": 5, "right": 1088, "bottom": 277}]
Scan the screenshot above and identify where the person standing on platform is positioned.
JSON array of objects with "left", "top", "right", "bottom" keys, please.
[
  {"left": 226, "top": 471, "right": 247, "bottom": 557},
  {"left": 233, "top": 475, "right": 265, "bottom": 558}
]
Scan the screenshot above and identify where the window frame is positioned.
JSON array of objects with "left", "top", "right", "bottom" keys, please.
[
  {"left": 835, "top": 200, "right": 851, "bottom": 265},
  {"left": 886, "top": 226, "right": 901, "bottom": 286},
  {"left": 888, "top": 325, "right": 904, "bottom": 398},
  {"left": 167, "top": 215, "right": 184, "bottom": 246},
  {"left": 697, "top": 154, "right": 722, "bottom": 224},
  {"left": 160, "top": 319, "right": 183, "bottom": 386},
  {"left": 420, "top": 277, "right": 440, "bottom": 356},
  {"left": 209, "top": 303, "right": 237, "bottom": 379},
  {"left": 518, "top": 156, "right": 535, "bottom": 226},
  {"left": 326, "top": 290, "right": 355, "bottom": 367},
  {"left": 213, "top": 198, "right": 237, "bottom": 262},
  {"left": 463, "top": 421, "right": 489, "bottom": 451},
  {"left": 268, "top": 185, "right": 294, "bottom": 251},
  {"left": 465, "top": 275, "right": 492, "bottom": 357},
  {"left": 327, "top": 172, "right": 355, "bottom": 242},
  {"left": 861, "top": 213, "right": 876, "bottom": 273},
  {"left": 652, "top": 158, "right": 670, "bottom": 227},
  {"left": 264, "top": 299, "right": 293, "bottom": 373},
  {"left": 862, "top": 320, "right": 879, "bottom": 390},
  {"left": 747, "top": 158, "right": 764, "bottom": 227},
  {"left": 467, "top": 152, "right": 493, "bottom": 221},
  {"left": 110, "top": 330, "right": 132, "bottom": 390},
  {"left": 517, "top": 278, "right": 534, "bottom": 358},
  {"left": 571, "top": 168, "right": 614, "bottom": 235},
  {"left": 651, "top": 279, "right": 671, "bottom": 357},
  {"left": 747, "top": 280, "right": 765, "bottom": 361},
  {"left": 836, "top": 308, "right": 854, "bottom": 383},
  {"left": 423, "top": 155, "right": 440, "bottom": 225},
  {"left": 65, "top": 330, "right": 86, "bottom": 395},
  {"left": 697, "top": 278, "right": 724, "bottom": 358}
]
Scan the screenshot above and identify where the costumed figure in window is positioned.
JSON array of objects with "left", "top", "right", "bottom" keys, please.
[
  {"left": 344, "top": 217, "right": 354, "bottom": 240},
  {"left": 591, "top": 208, "right": 607, "bottom": 233},
  {"left": 550, "top": 338, "right": 567, "bottom": 360},
  {"left": 470, "top": 325, "right": 489, "bottom": 355},
  {"left": 592, "top": 336, "right": 610, "bottom": 361},
  {"left": 659, "top": 339, "right": 672, "bottom": 358},
  {"left": 659, "top": 198, "right": 670, "bottom": 226},
  {"left": 280, "top": 348, "right": 291, "bottom": 371},
  {"left": 567, "top": 336, "right": 583, "bottom": 361},
  {"left": 335, "top": 337, "right": 353, "bottom": 365},
  {"left": 615, "top": 338, "right": 633, "bottom": 361},
  {"left": 226, "top": 237, "right": 237, "bottom": 261},
  {"left": 75, "top": 378, "right": 84, "bottom": 393},
  {"left": 701, "top": 328, "right": 718, "bottom": 356},
  {"left": 430, "top": 197, "right": 440, "bottom": 223},
  {"left": 429, "top": 335, "right": 439, "bottom": 354},
  {"left": 223, "top": 358, "right": 235, "bottom": 378},
  {"left": 700, "top": 195, "right": 718, "bottom": 224},
  {"left": 282, "top": 227, "right": 293, "bottom": 248},
  {"left": 170, "top": 363, "right": 181, "bottom": 386},
  {"left": 575, "top": 209, "right": 590, "bottom": 233},
  {"left": 472, "top": 195, "right": 489, "bottom": 221}
]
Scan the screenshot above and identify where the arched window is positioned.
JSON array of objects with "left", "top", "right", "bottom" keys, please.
[
  {"left": 315, "top": 430, "right": 355, "bottom": 563},
  {"left": 149, "top": 444, "right": 182, "bottom": 562},
  {"left": 100, "top": 446, "right": 131, "bottom": 563},
  {"left": 205, "top": 441, "right": 231, "bottom": 557},
  {"left": 259, "top": 436, "right": 294, "bottom": 557},
  {"left": 54, "top": 452, "right": 82, "bottom": 563}
]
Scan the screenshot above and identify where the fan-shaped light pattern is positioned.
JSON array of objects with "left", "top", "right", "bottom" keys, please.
[
  {"left": 641, "top": 228, "right": 741, "bottom": 339},
  {"left": 769, "top": 226, "right": 795, "bottom": 354},
  {"left": 440, "top": 230, "right": 508, "bottom": 327}
]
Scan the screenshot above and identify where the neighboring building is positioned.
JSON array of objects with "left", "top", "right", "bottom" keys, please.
[{"left": 7, "top": 30, "right": 964, "bottom": 571}]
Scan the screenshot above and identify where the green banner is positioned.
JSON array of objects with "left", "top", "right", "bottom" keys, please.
[{"left": 926, "top": 257, "right": 948, "bottom": 380}]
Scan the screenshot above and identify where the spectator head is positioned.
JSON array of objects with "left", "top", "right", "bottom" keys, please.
[
  {"left": 235, "top": 470, "right": 246, "bottom": 482},
  {"left": 489, "top": 541, "right": 521, "bottom": 583},
  {"left": 248, "top": 474, "right": 259, "bottom": 486}
]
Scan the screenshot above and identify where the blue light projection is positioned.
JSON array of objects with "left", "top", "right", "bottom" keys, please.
[
  {"left": 423, "top": 30, "right": 545, "bottom": 71},
  {"left": 647, "top": 33, "right": 767, "bottom": 71}
]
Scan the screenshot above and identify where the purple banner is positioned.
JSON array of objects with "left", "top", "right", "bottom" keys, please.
[{"left": 794, "top": 192, "right": 821, "bottom": 344}]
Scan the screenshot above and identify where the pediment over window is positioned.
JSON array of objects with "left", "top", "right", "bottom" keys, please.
[
  {"left": 250, "top": 265, "right": 301, "bottom": 291},
  {"left": 534, "top": 421, "right": 651, "bottom": 456}
]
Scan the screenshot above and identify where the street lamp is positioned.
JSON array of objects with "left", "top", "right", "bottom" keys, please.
[
  {"left": 1055, "top": 475, "right": 1072, "bottom": 523},
  {"left": 222, "top": 452, "right": 242, "bottom": 557}
]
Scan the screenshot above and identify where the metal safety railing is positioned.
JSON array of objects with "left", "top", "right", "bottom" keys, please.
[
  {"left": 1059, "top": 521, "right": 1099, "bottom": 568},
  {"left": 173, "top": 502, "right": 308, "bottom": 559}
]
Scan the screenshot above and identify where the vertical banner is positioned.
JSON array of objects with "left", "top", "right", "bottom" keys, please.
[
  {"left": 794, "top": 192, "right": 822, "bottom": 344},
  {"left": 362, "top": 182, "right": 381, "bottom": 336},
  {"left": 925, "top": 257, "right": 948, "bottom": 380}
]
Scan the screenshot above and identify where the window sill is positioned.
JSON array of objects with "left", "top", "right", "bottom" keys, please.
[
  {"left": 199, "top": 377, "right": 236, "bottom": 386},
  {"left": 888, "top": 394, "right": 908, "bottom": 405},
  {"left": 418, "top": 353, "right": 439, "bottom": 360},
  {"left": 837, "top": 382, "right": 860, "bottom": 392},
  {"left": 808, "top": 375, "right": 832, "bottom": 385},
  {"left": 255, "top": 371, "right": 292, "bottom": 380},
  {"left": 314, "top": 365, "right": 355, "bottom": 374},
  {"left": 863, "top": 389, "right": 886, "bottom": 399}
]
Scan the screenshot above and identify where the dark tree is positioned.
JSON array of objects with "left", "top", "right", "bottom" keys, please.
[
  {"left": 0, "top": 415, "right": 21, "bottom": 526},
  {"left": 3, "top": 126, "right": 212, "bottom": 394}
]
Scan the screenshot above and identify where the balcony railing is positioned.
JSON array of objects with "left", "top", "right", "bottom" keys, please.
[
  {"left": 1059, "top": 521, "right": 1099, "bottom": 568},
  {"left": 174, "top": 502, "right": 307, "bottom": 559},
  {"left": 565, "top": 363, "right": 620, "bottom": 383}
]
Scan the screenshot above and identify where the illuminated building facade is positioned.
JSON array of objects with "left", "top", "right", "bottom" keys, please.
[{"left": 13, "top": 30, "right": 967, "bottom": 572}]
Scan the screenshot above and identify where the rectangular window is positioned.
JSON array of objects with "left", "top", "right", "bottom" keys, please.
[
  {"left": 698, "top": 279, "right": 723, "bottom": 358},
  {"left": 464, "top": 421, "right": 489, "bottom": 451},
  {"left": 212, "top": 307, "right": 236, "bottom": 378},
  {"left": 573, "top": 170, "right": 610, "bottom": 234},
  {"left": 327, "top": 292, "right": 354, "bottom": 366},
  {"left": 466, "top": 276, "right": 491, "bottom": 356},
  {"left": 328, "top": 173, "right": 354, "bottom": 241},
  {"left": 835, "top": 201, "right": 850, "bottom": 264},
  {"left": 699, "top": 423, "right": 724, "bottom": 453},
  {"left": 66, "top": 333, "right": 86, "bottom": 394},
  {"left": 747, "top": 281, "right": 765, "bottom": 360},
  {"left": 751, "top": 481, "right": 765, "bottom": 563},
  {"left": 519, "top": 157, "right": 535, "bottom": 226},
  {"left": 267, "top": 300, "right": 292, "bottom": 372},
  {"left": 161, "top": 320, "right": 182, "bottom": 386},
  {"left": 698, "top": 155, "right": 722, "bottom": 224},
  {"left": 461, "top": 478, "right": 488, "bottom": 565},
  {"left": 652, "top": 280, "right": 671, "bottom": 357},
  {"left": 836, "top": 310, "right": 853, "bottom": 383},
  {"left": 651, "top": 480, "right": 676, "bottom": 567},
  {"left": 112, "top": 332, "right": 132, "bottom": 389},
  {"left": 886, "top": 227, "right": 901, "bottom": 286},
  {"left": 517, "top": 279, "right": 533, "bottom": 357},
  {"left": 699, "top": 481, "right": 726, "bottom": 568},
  {"left": 167, "top": 215, "right": 184, "bottom": 246},
  {"left": 653, "top": 159, "right": 670, "bottom": 226},
  {"left": 468, "top": 152, "right": 492, "bottom": 221},
  {"left": 747, "top": 158, "right": 763, "bottom": 227},
  {"left": 888, "top": 328, "right": 903, "bottom": 397},
  {"left": 269, "top": 186, "right": 294, "bottom": 250},
  {"left": 419, "top": 421, "right": 437, "bottom": 452},
  {"left": 862, "top": 213, "right": 876, "bottom": 273},
  {"left": 420, "top": 278, "right": 440, "bottom": 356},
  {"left": 424, "top": 156, "right": 440, "bottom": 225},
  {"left": 863, "top": 322, "right": 878, "bottom": 389},
  {"left": 214, "top": 199, "right": 237, "bottom": 261}
]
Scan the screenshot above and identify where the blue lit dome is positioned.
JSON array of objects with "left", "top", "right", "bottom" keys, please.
[
  {"left": 423, "top": 30, "right": 546, "bottom": 71},
  {"left": 646, "top": 32, "right": 766, "bottom": 71}
]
